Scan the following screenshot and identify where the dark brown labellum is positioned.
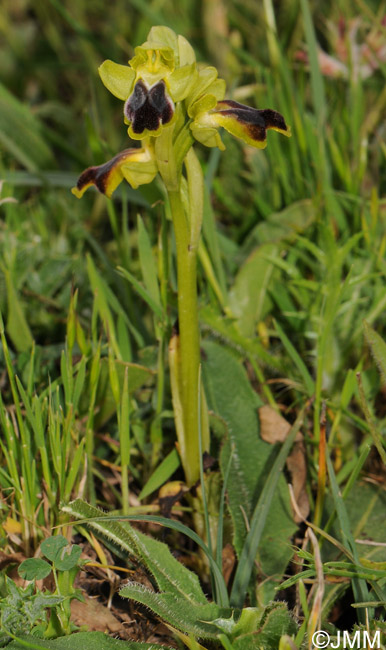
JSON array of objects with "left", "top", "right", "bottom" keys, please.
[{"left": 124, "top": 79, "right": 174, "bottom": 134}]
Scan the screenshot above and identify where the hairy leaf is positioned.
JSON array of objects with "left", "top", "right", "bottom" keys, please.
[
  {"left": 6, "top": 632, "right": 172, "bottom": 649},
  {"left": 202, "top": 341, "right": 297, "bottom": 602},
  {"left": 120, "top": 582, "right": 226, "bottom": 639},
  {"left": 61, "top": 500, "right": 208, "bottom": 605}
]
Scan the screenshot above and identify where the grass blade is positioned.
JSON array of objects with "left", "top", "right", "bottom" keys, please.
[
  {"left": 139, "top": 448, "right": 180, "bottom": 501},
  {"left": 274, "top": 319, "right": 314, "bottom": 397},
  {"left": 326, "top": 453, "right": 370, "bottom": 624}
]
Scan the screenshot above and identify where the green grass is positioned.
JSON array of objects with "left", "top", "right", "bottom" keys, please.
[{"left": 0, "top": 0, "right": 386, "bottom": 646}]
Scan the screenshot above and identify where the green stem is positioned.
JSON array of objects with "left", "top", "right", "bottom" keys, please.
[{"left": 169, "top": 188, "right": 201, "bottom": 486}]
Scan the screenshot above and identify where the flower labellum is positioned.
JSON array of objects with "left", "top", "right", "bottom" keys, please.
[
  {"left": 124, "top": 79, "right": 174, "bottom": 135},
  {"left": 71, "top": 148, "right": 157, "bottom": 199},
  {"left": 192, "top": 100, "right": 291, "bottom": 150}
]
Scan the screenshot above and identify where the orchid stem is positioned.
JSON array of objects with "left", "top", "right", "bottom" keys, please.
[{"left": 169, "top": 187, "right": 201, "bottom": 486}]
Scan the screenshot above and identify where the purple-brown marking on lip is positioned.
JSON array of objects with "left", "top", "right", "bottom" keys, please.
[
  {"left": 124, "top": 79, "right": 174, "bottom": 134},
  {"left": 214, "top": 100, "right": 289, "bottom": 142},
  {"left": 76, "top": 149, "right": 134, "bottom": 195}
]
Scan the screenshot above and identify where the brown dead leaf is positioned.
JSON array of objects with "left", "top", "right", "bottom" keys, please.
[
  {"left": 71, "top": 594, "right": 126, "bottom": 636},
  {"left": 259, "top": 405, "right": 302, "bottom": 443},
  {"left": 287, "top": 440, "right": 310, "bottom": 522},
  {"left": 259, "top": 405, "right": 309, "bottom": 522},
  {"left": 222, "top": 543, "right": 236, "bottom": 587}
]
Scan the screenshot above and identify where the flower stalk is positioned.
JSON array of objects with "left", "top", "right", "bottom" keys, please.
[{"left": 168, "top": 186, "right": 204, "bottom": 485}]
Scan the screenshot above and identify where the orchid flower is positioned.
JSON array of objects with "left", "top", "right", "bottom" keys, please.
[
  {"left": 72, "top": 26, "right": 291, "bottom": 487},
  {"left": 72, "top": 26, "right": 290, "bottom": 199}
]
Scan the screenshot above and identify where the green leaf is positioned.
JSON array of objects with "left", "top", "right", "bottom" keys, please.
[
  {"left": 40, "top": 536, "right": 68, "bottom": 563},
  {"left": 243, "top": 199, "right": 316, "bottom": 248},
  {"left": 120, "top": 582, "right": 225, "bottom": 639},
  {"left": 274, "top": 319, "right": 314, "bottom": 397},
  {"left": 87, "top": 255, "right": 144, "bottom": 352},
  {"left": 6, "top": 632, "right": 171, "bottom": 649},
  {"left": 54, "top": 545, "right": 82, "bottom": 572},
  {"left": 229, "top": 243, "right": 279, "bottom": 337},
  {"left": 336, "top": 483, "right": 386, "bottom": 566},
  {"left": 230, "top": 412, "right": 303, "bottom": 608},
  {"left": 232, "top": 603, "right": 297, "bottom": 650},
  {"left": 61, "top": 500, "right": 210, "bottom": 606},
  {"left": 200, "top": 304, "right": 281, "bottom": 370},
  {"left": 0, "top": 579, "right": 64, "bottom": 642},
  {"left": 18, "top": 559, "right": 52, "bottom": 582},
  {"left": 202, "top": 341, "right": 297, "bottom": 603},
  {"left": 139, "top": 448, "right": 180, "bottom": 500},
  {"left": 4, "top": 270, "right": 34, "bottom": 353},
  {"left": 137, "top": 215, "right": 161, "bottom": 310},
  {"left": 0, "top": 82, "right": 54, "bottom": 171},
  {"left": 117, "top": 266, "right": 165, "bottom": 321},
  {"left": 40, "top": 536, "right": 81, "bottom": 571},
  {"left": 363, "top": 321, "right": 386, "bottom": 385},
  {"left": 95, "top": 359, "right": 153, "bottom": 427},
  {"left": 326, "top": 454, "right": 370, "bottom": 624}
]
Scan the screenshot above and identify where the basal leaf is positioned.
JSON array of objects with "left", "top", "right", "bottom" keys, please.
[
  {"left": 243, "top": 199, "right": 315, "bottom": 249},
  {"left": 120, "top": 582, "right": 225, "bottom": 639},
  {"left": 232, "top": 603, "right": 297, "bottom": 650},
  {"left": 62, "top": 500, "right": 208, "bottom": 605},
  {"left": 202, "top": 341, "right": 297, "bottom": 603},
  {"left": 6, "top": 632, "right": 171, "bottom": 649}
]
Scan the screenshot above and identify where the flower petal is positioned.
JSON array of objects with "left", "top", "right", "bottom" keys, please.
[
  {"left": 98, "top": 60, "right": 136, "bottom": 100},
  {"left": 199, "top": 100, "right": 291, "bottom": 149},
  {"left": 71, "top": 148, "right": 157, "bottom": 199},
  {"left": 190, "top": 124, "right": 225, "bottom": 150},
  {"left": 186, "top": 66, "right": 222, "bottom": 114}
]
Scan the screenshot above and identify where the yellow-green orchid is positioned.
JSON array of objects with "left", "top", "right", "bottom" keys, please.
[
  {"left": 71, "top": 26, "right": 292, "bottom": 488},
  {"left": 72, "top": 26, "right": 290, "bottom": 200}
]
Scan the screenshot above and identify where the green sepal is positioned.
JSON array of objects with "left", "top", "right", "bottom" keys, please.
[
  {"left": 98, "top": 60, "right": 135, "bottom": 100},
  {"left": 178, "top": 34, "right": 196, "bottom": 65},
  {"left": 168, "top": 63, "right": 198, "bottom": 101},
  {"left": 145, "top": 26, "right": 179, "bottom": 55}
]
